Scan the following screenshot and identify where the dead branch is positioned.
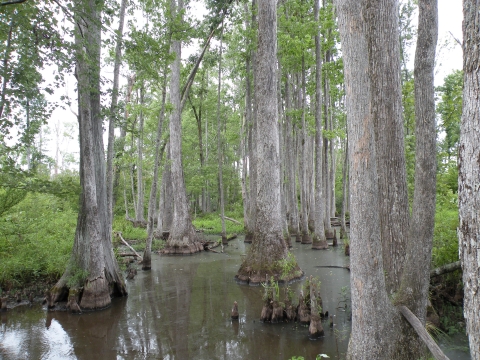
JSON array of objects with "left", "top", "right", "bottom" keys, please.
[
  {"left": 398, "top": 306, "right": 449, "bottom": 360},
  {"left": 222, "top": 215, "right": 242, "bottom": 225},
  {"left": 430, "top": 261, "right": 461, "bottom": 278},
  {"left": 114, "top": 231, "right": 143, "bottom": 261}
]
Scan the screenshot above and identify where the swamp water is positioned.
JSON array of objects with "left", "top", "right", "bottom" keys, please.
[{"left": 0, "top": 235, "right": 471, "bottom": 359}]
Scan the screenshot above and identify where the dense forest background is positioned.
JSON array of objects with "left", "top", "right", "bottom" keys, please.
[{"left": 0, "top": 0, "right": 465, "bottom": 338}]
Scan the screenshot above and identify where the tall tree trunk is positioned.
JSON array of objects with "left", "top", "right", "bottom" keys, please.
[
  {"left": 458, "top": 0, "right": 480, "bottom": 357},
  {"left": 337, "top": 1, "right": 400, "bottom": 357},
  {"left": 398, "top": 0, "right": 438, "bottom": 347},
  {"left": 323, "top": 72, "right": 334, "bottom": 239},
  {"left": 165, "top": 0, "right": 201, "bottom": 254},
  {"left": 51, "top": 0, "right": 127, "bottom": 310},
  {"left": 244, "top": 0, "right": 257, "bottom": 244},
  {"left": 340, "top": 137, "right": 348, "bottom": 238},
  {"left": 158, "top": 144, "right": 174, "bottom": 235},
  {"left": 236, "top": 0, "right": 301, "bottom": 285},
  {"left": 312, "top": 0, "right": 327, "bottom": 250},
  {"left": 298, "top": 69, "right": 311, "bottom": 244},
  {"left": 216, "top": 23, "right": 227, "bottom": 245},
  {"left": 135, "top": 84, "right": 146, "bottom": 223},
  {"left": 285, "top": 75, "right": 299, "bottom": 239},
  {"left": 106, "top": 0, "right": 127, "bottom": 226},
  {"left": 143, "top": 73, "right": 168, "bottom": 269},
  {"left": 363, "top": 0, "right": 410, "bottom": 295}
]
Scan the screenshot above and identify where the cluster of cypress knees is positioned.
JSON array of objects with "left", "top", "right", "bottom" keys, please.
[{"left": 230, "top": 276, "right": 332, "bottom": 338}]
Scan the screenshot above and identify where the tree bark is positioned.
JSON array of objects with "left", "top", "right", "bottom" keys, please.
[
  {"left": 106, "top": 0, "right": 127, "bottom": 226},
  {"left": 458, "top": 0, "right": 480, "bottom": 357},
  {"left": 244, "top": 0, "right": 257, "bottom": 244},
  {"left": 216, "top": 23, "right": 227, "bottom": 245},
  {"left": 337, "top": 0, "right": 401, "bottom": 357},
  {"left": 135, "top": 83, "right": 146, "bottom": 223},
  {"left": 363, "top": 0, "right": 410, "bottom": 295},
  {"left": 51, "top": 0, "right": 127, "bottom": 310},
  {"left": 312, "top": 0, "right": 327, "bottom": 250},
  {"left": 143, "top": 73, "right": 168, "bottom": 269},
  {"left": 398, "top": 1, "right": 438, "bottom": 354},
  {"left": 164, "top": 0, "right": 201, "bottom": 255},
  {"left": 236, "top": 0, "right": 301, "bottom": 284}
]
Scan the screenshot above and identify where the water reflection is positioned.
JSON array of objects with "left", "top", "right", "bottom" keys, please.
[{"left": 0, "top": 235, "right": 470, "bottom": 360}]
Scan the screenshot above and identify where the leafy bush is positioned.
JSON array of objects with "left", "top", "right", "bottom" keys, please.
[
  {"left": 112, "top": 216, "right": 147, "bottom": 240},
  {"left": 192, "top": 211, "right": 244, "bottom": 235},
  {"left": 432, "top": 204, "right": 459, "bottom": 269},
  {"left": 0, "top": 193, "right": 76, "bottom": 290}
]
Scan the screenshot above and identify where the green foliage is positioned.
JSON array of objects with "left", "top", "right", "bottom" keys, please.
[
  {"left": 192, "top": 211, "right": 243, "bottom": 235},
  {"left": 66, "top": 263, "right": 89, "bottom": 289},
  {"left": 278, "top": 251, "right": 297, "bottom": 279},
  {"left": 432, "top": 206, "right": 459, "bottom": 270},
  {"left": 0, "top": 193, "right": 76, "bottom": 290},
  {"left": 436, "top": 70, "right": 463, "bottom": 161},
  {"left": 112, "top": 216, "right": 147, "bottom": 240}
]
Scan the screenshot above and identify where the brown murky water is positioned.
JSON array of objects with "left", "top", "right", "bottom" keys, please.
[{"left": 0, "top": 235, "right": 471, "bottom": 359}]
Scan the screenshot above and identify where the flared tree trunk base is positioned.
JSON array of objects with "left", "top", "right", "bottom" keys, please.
[
  {"left": 236, "top": 262, "right": 304, "bottom": 285},
  {"left": 301, "top": 232, "right": 312, "bottom": 244},
  {"left": 162, "top": 242, "right": 203, "bottom": 255},
  {"left": 325, "top": 228, "right": 336, "bottom": 239},
  {"left": 311, "top": 235, "right": 328, "bottom": 250},
  {"left": 49, "top": 269, "right": 127, "bottom": 312}
]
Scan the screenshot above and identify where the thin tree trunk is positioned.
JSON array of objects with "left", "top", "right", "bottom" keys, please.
[
  {"left": 398, "top": 0, "right": 438, "bottom": 347},
  {"left": 312, "top": 0, "right": 327, "bottom": 250},
  {"left": 143, "top": 72, "right": 168, "bottom": 269},
  {"left": 135, "top": 84, "right": 146, "bottom": 223},
  {"left": 285, "top": 75, "right": 299, "bottom": 239},
  {"left": 106, "top": 0, "right": 127, "bottom": 226},
  {"left": 299, "top": 69, "right": 311, "bottom": 244},
  {"left": 244, "top": 0, "right": 257, "bottom": 244},
  {"left": 458, "top": 0, "right": 480, "bottom": 357},
  {"left": 216, "top": 23, "right": 227, "bottom": 245}
]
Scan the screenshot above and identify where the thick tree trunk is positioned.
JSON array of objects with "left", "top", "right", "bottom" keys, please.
[
  {"left": 165, "top": 0, "right": 201, "bottom": 255},
  {"left": 398, "top": 0, "right": 438, "bottom": 355},
  {"left": 458, "top": 0, "right": 480, "bottom": 357},
  {"left": 51, "top": 0, "right": 127, "bottom": 310},
  {"left": 312, "top": 0, "right": 327, "bottom": 250},
  {"left": 363, "top": 0, "right": 410, "bottom": 295},
  {"left": 337, "top": 1, "right": 401, "bottom": 357},
  {"left": 236, "top": 0, "right": 301, "bottom": 284},
  {"left": 106, "top": 0, "right": 127, "bottom": 226}
]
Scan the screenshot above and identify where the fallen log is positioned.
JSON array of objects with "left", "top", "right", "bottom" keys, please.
[
  {"left": 398, "top": 305, "right": 449, "bottom": 360},
  {"left": 430, "top": 261, "right": 461, "bottom": 278},
  {"left": 222, "top": 215, "right": 242, "bottom": 226},
  {"left": 118, "top": 253, "right": 141, "bottom": 257},
  {"left": 114, "top": 231, "right": 143, "bottom": 261}
]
